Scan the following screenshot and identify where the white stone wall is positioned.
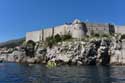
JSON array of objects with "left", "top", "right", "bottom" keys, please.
[
  {"left": 26, "top": 20, "right": 123, "bottom": 42},
  {"left": 54, "top": 24, "right": 68, "bottom": 36},
  {"left": 86, "top": 23, "right": 109, "bottom": 35},
  {"left": 43, "top": 28, "right": 53, "bottom": 41},
  {"left": 26, "top": 30, "right": 42, "bottom": 42},
  {"left": 116, "top": 26, "right": 125, "bottom": 34},
  {"left": 71, "top": 24, "right": 85, "bottom": 39},
  {"left": 114, "top": 26, "right": 118, "bottom": 33}
]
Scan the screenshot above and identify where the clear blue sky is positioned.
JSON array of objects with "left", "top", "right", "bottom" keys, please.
[{"left": 0, "top": 0, "right": 124, "bottom": 42}]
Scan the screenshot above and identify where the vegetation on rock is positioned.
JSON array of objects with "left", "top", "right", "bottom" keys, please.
[
  {"left": 25, "top": 40, "right": 36, "bottom": 57},
  {"left": 46, "top": 61, "right": 57, "bottom": 68},
  {"left": 121, "top": 34, "right": 125, "bottom": 39},
  {"left": 46, "top": 34, "right": 72, "bottom": 47}
]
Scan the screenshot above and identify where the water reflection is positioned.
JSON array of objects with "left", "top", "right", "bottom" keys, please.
[{"left": 0, "top": 63, "right": 125, "bottom": 83}]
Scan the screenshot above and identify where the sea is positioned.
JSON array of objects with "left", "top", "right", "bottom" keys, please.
[{"left": 0, "top": 63, "right": 124, "bottom": 83}]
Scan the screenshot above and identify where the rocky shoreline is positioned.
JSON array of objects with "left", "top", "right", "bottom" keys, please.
[{"left": 0, "top": 36, "right": 125, "bottom": 66}]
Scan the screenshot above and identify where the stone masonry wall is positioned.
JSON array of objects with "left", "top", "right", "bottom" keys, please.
[
  {"left": 116, "top": 26, "right": 125, "bottom": 34},
  {"left": 26, "top": 24, "right": 70, "bottom": 42},
  {"left": 85, "top": 23, "right": 110, "bottom": 35},
  {"left": 26, "top": 21, "right": 121, "bottom": 42},
  {"left": 53, "top": 25, "right": 68, "bottom": 36},
  {"left": 43, "top": 28, "right": 53, "bottom": 41},
  {"left": 26, "top": 30, "right": 42, "bottom": 42}
]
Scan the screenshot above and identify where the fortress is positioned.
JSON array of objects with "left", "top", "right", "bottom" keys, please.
[{"left": 26, "top": 19, "right": 125, "bottom": 42}]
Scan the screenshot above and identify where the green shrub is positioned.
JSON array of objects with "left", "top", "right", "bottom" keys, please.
[
  {"left": 121, "top": 34, "right": 125, "bottom": 39},
  {"left": 46, "top": 34, "right": 72, "bottom": 47},
  {"left": 25, "top": 40, "right": 36, "bottom": 57},
  {"left": 55, "top": 34, "right": 61, "bottom": 42},
  {"left": 62, "top": 34, "right": 72, "bottom": 40},
  {"left": 46, "top": 61, "right": 57, "bottom": 68},
  {"left": 46, "top": 36, "right": 53, "bottom": 42},
  {"left": 101, "top": 34, "right": 110, "bottom": 38},
  {"left": 22, "top": 41, "right": 27, "bottom": 46},
  {"left": 26, "top": 40, "right": 36, "bottom": 48},
  {"left": 94, "top": 33, "right": 100, "bottom": 37},
  {"left": 46, "top": 36, "right": 55, "bottom": 48}
]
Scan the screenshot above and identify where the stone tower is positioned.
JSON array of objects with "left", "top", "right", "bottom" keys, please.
[{"left": 71, "top": 19, "right": 87, "bottom": 39}]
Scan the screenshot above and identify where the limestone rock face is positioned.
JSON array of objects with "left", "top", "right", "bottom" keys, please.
[
  {"left": 26, "top": 57, "right": 36, "bottom": 64},
  {"left": 109, "top": 39, "right": 125, "bottom": 65},
  {"left": 0, "top": 54, "right": 8, "bottom": 62},
  {"left": 35, "top": 48, "right": 47, "bottom": 63},
  {"left": 7, "top": 51, "right": 26, "bottom": 63},
  {"left": 0, "top": 37, "right": 125, "bottom": 65}
]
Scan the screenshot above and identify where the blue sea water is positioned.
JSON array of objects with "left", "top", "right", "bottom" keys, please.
[{"left": 0, "top": 63, "right": 124, "bottom": 83}]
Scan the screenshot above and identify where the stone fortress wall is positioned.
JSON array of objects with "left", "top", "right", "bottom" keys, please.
[
  {"left": 26, "top": 30, "right": 41, "bottom": 42},
  {"left": 26, "top": 19, "right": 125, "bottom": 42},
  {"left": 115, "top": 25, "right": 125, "bottom": 34},
  {"left": 26, "top": 24, "right": 69, "bottom": 42}
]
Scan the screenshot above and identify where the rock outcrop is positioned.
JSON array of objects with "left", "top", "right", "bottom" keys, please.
[{"left": 0, "top": 37, "right": 125, "bottom": 65}]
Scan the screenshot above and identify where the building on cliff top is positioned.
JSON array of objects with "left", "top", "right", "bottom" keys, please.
[{"left": 26, "top": 19, "right": 125, "bottom": 42}]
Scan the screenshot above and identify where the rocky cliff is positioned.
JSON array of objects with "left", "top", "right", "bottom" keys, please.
[{"left": 0, "top": 36, "right": 125, "bottom": 66}]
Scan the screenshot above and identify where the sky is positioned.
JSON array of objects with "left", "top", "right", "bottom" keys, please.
[{"left": 0, "top": 0, "right": 125, "bottom": 42}]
